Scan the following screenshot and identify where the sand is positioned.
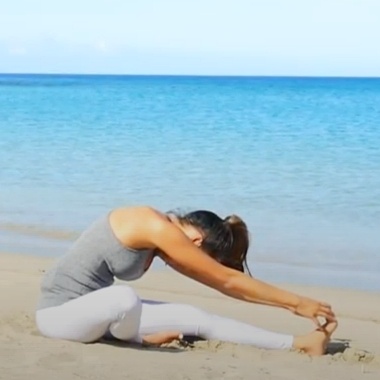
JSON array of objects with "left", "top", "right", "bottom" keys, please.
[{"left": 0, "top": 252, "right": 379, "bottom": 380}]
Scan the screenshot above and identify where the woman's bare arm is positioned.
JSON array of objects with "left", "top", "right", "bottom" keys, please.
[{"left": 111, "top": 207, "right": 336, "bottom": 325}]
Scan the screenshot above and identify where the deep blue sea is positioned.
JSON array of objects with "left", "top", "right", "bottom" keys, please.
[{"left": 0, "top": 74, "right": 379, "bottom": 291}]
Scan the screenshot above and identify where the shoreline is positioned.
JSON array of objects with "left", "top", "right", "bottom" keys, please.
[
  {"left": 1, "top": 251, "right": 380, "bottom": 379},
  {"left": 3, "top": 249, "right": 380, "bottom": 295},
  {"left": 1, "top": 209, "right": 379, "bottom": 294},
  {"left": 2, "top": 227, "right": 379, "bottom": 292}
]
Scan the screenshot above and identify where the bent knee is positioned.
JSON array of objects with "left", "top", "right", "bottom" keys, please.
[{"left": 108, "top": 285, "right": 141, "bottom": 315}]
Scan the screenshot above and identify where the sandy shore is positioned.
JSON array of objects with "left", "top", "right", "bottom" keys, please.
[{"left": 1, "top": 252, "right": 379, "bottom": 380}]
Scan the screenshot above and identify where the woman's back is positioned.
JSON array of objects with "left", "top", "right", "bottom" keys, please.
[{"left": 36, "top": 214, "right": 153, "bottom": 310}]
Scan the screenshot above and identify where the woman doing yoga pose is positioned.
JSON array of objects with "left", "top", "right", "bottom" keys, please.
[{"left": 36, "top": 206, "right": 337, "bottom": 355}]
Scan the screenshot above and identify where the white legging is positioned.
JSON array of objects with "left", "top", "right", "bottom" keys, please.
[{"left": 35, "top": 285, "right": 293, "bottom": 350}]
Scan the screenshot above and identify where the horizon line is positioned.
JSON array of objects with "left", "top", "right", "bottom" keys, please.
[{"left": 1, "top": 72, "right": 380, "bottom": 80}]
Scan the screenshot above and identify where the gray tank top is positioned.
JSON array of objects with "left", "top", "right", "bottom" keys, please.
[{"left": 37, "top": 214, "right": 153, "bottom": 310}]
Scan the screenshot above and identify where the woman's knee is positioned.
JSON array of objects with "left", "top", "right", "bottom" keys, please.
[
  {"left": 107, "top": 285, "right": 142, "bottom": 317},
  {"left": 107, "top": 286, "right": 142, "bottom": 341}
]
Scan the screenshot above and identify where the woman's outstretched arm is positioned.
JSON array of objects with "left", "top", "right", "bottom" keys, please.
[
  {"left": 111, "top": 207, "right": 336, "bottom": 326},
  {"left": 165, "top": 252, "right": 335, "bottom": 327}
]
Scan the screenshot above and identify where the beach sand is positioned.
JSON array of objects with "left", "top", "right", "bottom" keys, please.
[{"left": 1, "top": 252, "right": 379, "bottom": 380}]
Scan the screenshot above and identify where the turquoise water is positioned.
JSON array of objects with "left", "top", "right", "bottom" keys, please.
[{"left": 1, "top": 74, "right": 379, "bottom": 291}]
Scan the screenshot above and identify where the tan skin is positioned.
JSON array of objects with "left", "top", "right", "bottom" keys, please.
[{"left": 110, "top": 206, "right": 338, "bottom": 355}]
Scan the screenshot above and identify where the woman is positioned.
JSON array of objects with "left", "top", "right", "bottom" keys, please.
[{"left": 36, "top": 206, "right": 337, "bottom": 355}]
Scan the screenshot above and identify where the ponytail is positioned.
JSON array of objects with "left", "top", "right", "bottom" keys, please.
[{"left": 224, "top": 215, "right": 251, "bottom": 275}]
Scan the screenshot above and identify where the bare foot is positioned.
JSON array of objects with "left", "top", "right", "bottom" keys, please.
[
  {"left": 293, "top": 321, "right": 338, "bottom": 356},
  {"left": 142, "top": 331, "right": 183, "bottom": 346}
]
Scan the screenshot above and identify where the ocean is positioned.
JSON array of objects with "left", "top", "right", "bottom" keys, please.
[{"left": 0, "top": 74, "right": 379, "bottom": 291}]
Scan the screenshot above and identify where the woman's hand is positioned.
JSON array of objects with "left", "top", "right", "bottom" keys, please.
[{"left": 291, "top": 296, "right": 337, "bottom": 326}]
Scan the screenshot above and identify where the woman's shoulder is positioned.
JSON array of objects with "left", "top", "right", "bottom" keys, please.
[
  {"left": 109, "top": 206, "right": 172, "bottom": 249},
  {"left": 111, "top": 205, "right": 168, "bottom": 223}
]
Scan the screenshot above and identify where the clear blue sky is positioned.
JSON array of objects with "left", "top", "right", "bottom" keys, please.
[{"left": 0, "top": 0, "right": 379, "bottom": 76}]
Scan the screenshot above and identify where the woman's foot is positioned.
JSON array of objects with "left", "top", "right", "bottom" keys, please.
[
  {"left": 142, "top": 331, "right": 183, "bottom": 346},
  {"left": 293, "top": 321, "right": 338, "bottom": 356}
]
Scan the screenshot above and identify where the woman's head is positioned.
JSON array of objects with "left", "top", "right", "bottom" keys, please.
[{"left": 172, "top": 210, "right": 251, "bottom": 275}]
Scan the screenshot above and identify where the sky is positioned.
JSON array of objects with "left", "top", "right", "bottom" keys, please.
[{"left": 0, "top": 0, "right": 379, "bottom": 76}]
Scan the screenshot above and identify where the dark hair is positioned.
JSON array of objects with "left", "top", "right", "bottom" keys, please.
[{"left": 175, "top": 210, "right": 251, "bottom": 275}]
